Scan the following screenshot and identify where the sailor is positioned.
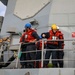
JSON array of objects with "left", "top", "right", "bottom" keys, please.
[
  {"left": 43, "top": 24, "right": 64, "bottom": 67},
  {"left": 20, "top": 23, "right": 40, "bottom": 68}
]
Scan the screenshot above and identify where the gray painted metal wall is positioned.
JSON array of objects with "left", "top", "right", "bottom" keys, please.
[
  {"left": 0, "top": 68, "right": 75, "bottom": 75},
  {"left": 1, "top": 0, "right": 51, "bottom": 35}
]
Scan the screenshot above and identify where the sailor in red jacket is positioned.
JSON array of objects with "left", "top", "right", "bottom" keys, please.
[
  {"left": 43, "top": 24, "right": 64, "bottom": 67},
  {"left": 20, "top": 23, "right": 40, "bottom": 68}
]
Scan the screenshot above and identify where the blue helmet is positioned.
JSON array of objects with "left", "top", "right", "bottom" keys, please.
[
  {"left": 24, "top": 23, "right": 31, "bottom": 28},
  {"left": 39, "top": 35, "right": 42, "bottom": 39}
]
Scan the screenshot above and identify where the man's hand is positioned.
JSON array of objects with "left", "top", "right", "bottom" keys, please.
[{"left": 42, "top": 34, "right": 46, "bottom": 38}]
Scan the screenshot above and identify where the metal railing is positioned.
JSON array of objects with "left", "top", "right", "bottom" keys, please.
[{"left": 0, "top": 39, "right": 75, "bottom": 68}]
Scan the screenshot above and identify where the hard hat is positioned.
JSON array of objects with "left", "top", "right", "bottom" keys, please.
[
  {"left": 25, "top": 23, "right": 32, "bottom": 28},
  {"left": 51, "top": 24, "right": 57, "bottom": 30},
  {"left": 57, "top": 26, "right": 59, "bottom": 30}
]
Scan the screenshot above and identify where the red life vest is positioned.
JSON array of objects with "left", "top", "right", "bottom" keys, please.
[
  {"left": 47, "top": 30, "right": 61, "bottom": 46},
  {"left": 20, "top": 29, "right": 36, "bottom": 43}
]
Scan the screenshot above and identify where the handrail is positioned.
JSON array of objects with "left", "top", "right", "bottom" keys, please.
[{"left": 0, "top": 39, "right": 75, "bottom": 68}]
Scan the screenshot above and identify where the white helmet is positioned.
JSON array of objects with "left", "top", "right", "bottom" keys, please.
[{"left": 57, "top": 26, "right": 59, "bottom": 30}]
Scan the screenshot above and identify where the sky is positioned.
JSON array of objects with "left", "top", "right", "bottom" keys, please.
[{"left": 0, "top": 1, "right": 6, "bottom": 16}]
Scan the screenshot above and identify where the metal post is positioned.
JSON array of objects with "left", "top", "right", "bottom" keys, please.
[
  {"left": 15, "top": 43, "right": 21, "bottom": 68},
  {"left": 41, "top": 39, "right": 44, "bottom": 68}
]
